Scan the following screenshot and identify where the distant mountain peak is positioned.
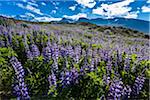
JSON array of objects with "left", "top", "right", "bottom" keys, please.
[
  {"left": 77, "top": 17, "right": 150, "bottom": 34},
  {"left": 60, "top": 18, "right": 75, "bottom": 23}
]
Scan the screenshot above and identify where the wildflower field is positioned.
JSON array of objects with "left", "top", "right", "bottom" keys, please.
[{"left": 0, "top": 17, "right": 149, "bottom": 99}]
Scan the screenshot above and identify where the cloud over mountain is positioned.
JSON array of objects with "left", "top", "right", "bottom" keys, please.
[
  {"left": 0, "top": 0, "right": 149, "bottom": 22},
  {"left": 92, "top": 0, "right": 138, "bottom": 19}
]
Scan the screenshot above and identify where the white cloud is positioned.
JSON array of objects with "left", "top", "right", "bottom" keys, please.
[
  {"left": 19, "top": 15, "right": 26, "bottom": 18},
  {"left": 30, "top": 0, "right": 36, "bottom": 3},
  {"left": 147, "top": 0, "right": 150, "bottom": 3},
  {"left": 0, "top": 14, "right": 15, "bottom": 18},
  {"left": 26, "top": 5, "right": 43, "bottom": 15},
  {"left": 16, "top": 3, "right": 24, "bottom": 8},
  {"left": 41, "top": 2, "right": 46, "bottom": 6},
  {"left": 142, "top": 6, "right": 150, "bottom": 12},
  {"left": 28, "top": 2, "right": 38, "bottom": 7},
  {"left": 25, "top": 13, "right": 35, "bottom": 17},
  {"left": 63, "top": 13, "right": 87, "bottom": 20},
  {"left": 52, "top": 2, "right": 60, "bottom": 6},
  {"left": 76, "top": 0, "right": 96, "bottom": 8},
  {"left": 55, "top": 6, "right": 58, "bottom": 10},
  {"left": 69, "top": 6, "right": 76, "bottom": 11},
  {"left": 52, "top": 2, "right": 56, "bottom": 5},
  {"left": 22, "top": 0, "right": 27, "bottom": 2},
  {"left": 51, "top": 10, "right": 56, "bottom": 14},
  {"left": 92, "top": 0, "right": 136, "bottom": 18},
  {"left": 124, "top": 11, "right": 139, "bottom": 19},
  {"left": 34, "top": 17, "right": 62, "bottom": 22},
  {"left": 16, "top": 3, "right": 43, "bottom": 15}
]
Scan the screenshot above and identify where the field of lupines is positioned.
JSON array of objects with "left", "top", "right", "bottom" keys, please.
[{"left": 0, "top": 17, "right": 150, "bottom": 99}]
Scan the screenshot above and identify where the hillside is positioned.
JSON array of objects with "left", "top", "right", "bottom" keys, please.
[
  {"left": 77, "top": 17, "right": 150, "bottom": 34},
  {"left": 0, "top": 16, "right": 149, "bottom": 99},
  {"left": 0, "top": 16, "right": 149, "bottom": 38}
]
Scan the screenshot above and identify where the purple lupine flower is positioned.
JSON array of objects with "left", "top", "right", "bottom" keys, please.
[
  {"left": 100, "top": 49, "right": 109, "bottom": 61},
  {"left": 60, "top": 46, "right": 66, "bottom": 57},
  {"left": 103, "top": 75, "right": 111, "bottom": 85},
  {"left": 81, "top": 49, "right": 92, "bottom": 72},
  {"left": 3, "top": 32, "right": 10, "bottom": 46},
  {"left": 70, "top": 68, "right": 79, "bottom": 84},
  {"left": 106, "top": 60, "right": 112, "bottom": 72},
  {"left": 12, "top": 83, "right": 21, "bottom": 97},
  {"left": 82, "top": 57, "right": 90, "bottom": 73},
  {"left": 63, "top": 71, "right": 71, "bottom": 86},
  {"left": 124, "top": 57, "right": 130, "bottom": 71},
  {"left": 79, "top": 67, "right": 85, "bottom": 76},
  {"left": 123, "top": 85, "right": 132, "bottom": 98},
  {"left": 51, "top": 46, "right": 55, "bottom": 58},
  {"left": 23, "top": 35, "right": 33, "bottom": 60},
  {"left": 30, "top": 44, "right": 40, "bottom": 57},
  {"left": 87, "top": 48, "right": 92, "bottom": 57},
  {"left": 108, "top": 79, "right": 124, "bottom": 100},
  {"left": 66, "top": 45, "right": 74, "bottom": 58},
  {"left": 60, "top": 70, "right": 65, "bottom": 86},
  {"left": 104, "top": 50, "right": 109, "bottom": 62},
  {"left": 92, "top": 49, "right": 98, "bottom": 58},
  {"left": 116, "top": 50, "right": 122, "bottom": 63},
  {"left": 74, "top": 46, "right": 81, "bottom": 63},
  {"left": 10, "top": 57, "right": 30, "bottom": 100},
  {"left": 48, "top": 71, "right": 57, "bottom": 87},
  {"left": 26, "top": 49, "right": 33, "bottom": 60},
  {"left": 42, "top": 46, "right": 52, "bottom": 62},
  {"left": 10, "top": 57, "right": 25, "bottom": 76},
  {"left": 50, "top": 44, "right": 59, "bottom": 72},
  {"left": 132, "top": 75, "right": 145, "bottom": 95},
  {"left": 60, "top": 70, "right": 70, "bottom": 86},
  {"left": 8, "top": 31, "right": 12, "bottom": 45},
  {"left": 47, "top": 41, "right": 51, "bottom": 47},
  {"left": 61, "top": 68, "right": 79, "bottom": 87},
  {"left": 54, "top": 43, "right": 59, "bottom": 60},
  {"left": 89, "top": 57, "right": 95, "bottom": 71},
  {"left": 52, "top": 58, "right": 58, "bottom": 73}
]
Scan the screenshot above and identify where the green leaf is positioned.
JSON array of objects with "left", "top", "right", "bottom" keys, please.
[{"left": 131, "top": 54, "right": 137, "bottom": 61}]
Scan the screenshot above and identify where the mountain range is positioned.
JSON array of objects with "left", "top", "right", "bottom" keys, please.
[
  {"left": 61, "top": 17, "right": 150, "bottom": 34},
  {"left": 6, "top": 15, "right": 150, "bottom": 34}
]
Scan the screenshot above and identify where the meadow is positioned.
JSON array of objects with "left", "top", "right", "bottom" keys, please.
[{"left": 0, "top": 17, "right": 149, "bottom": 99}]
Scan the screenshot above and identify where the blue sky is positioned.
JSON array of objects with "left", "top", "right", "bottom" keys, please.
[{"left": 0, "top": 0, "right": 149, "bottom": 22}]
